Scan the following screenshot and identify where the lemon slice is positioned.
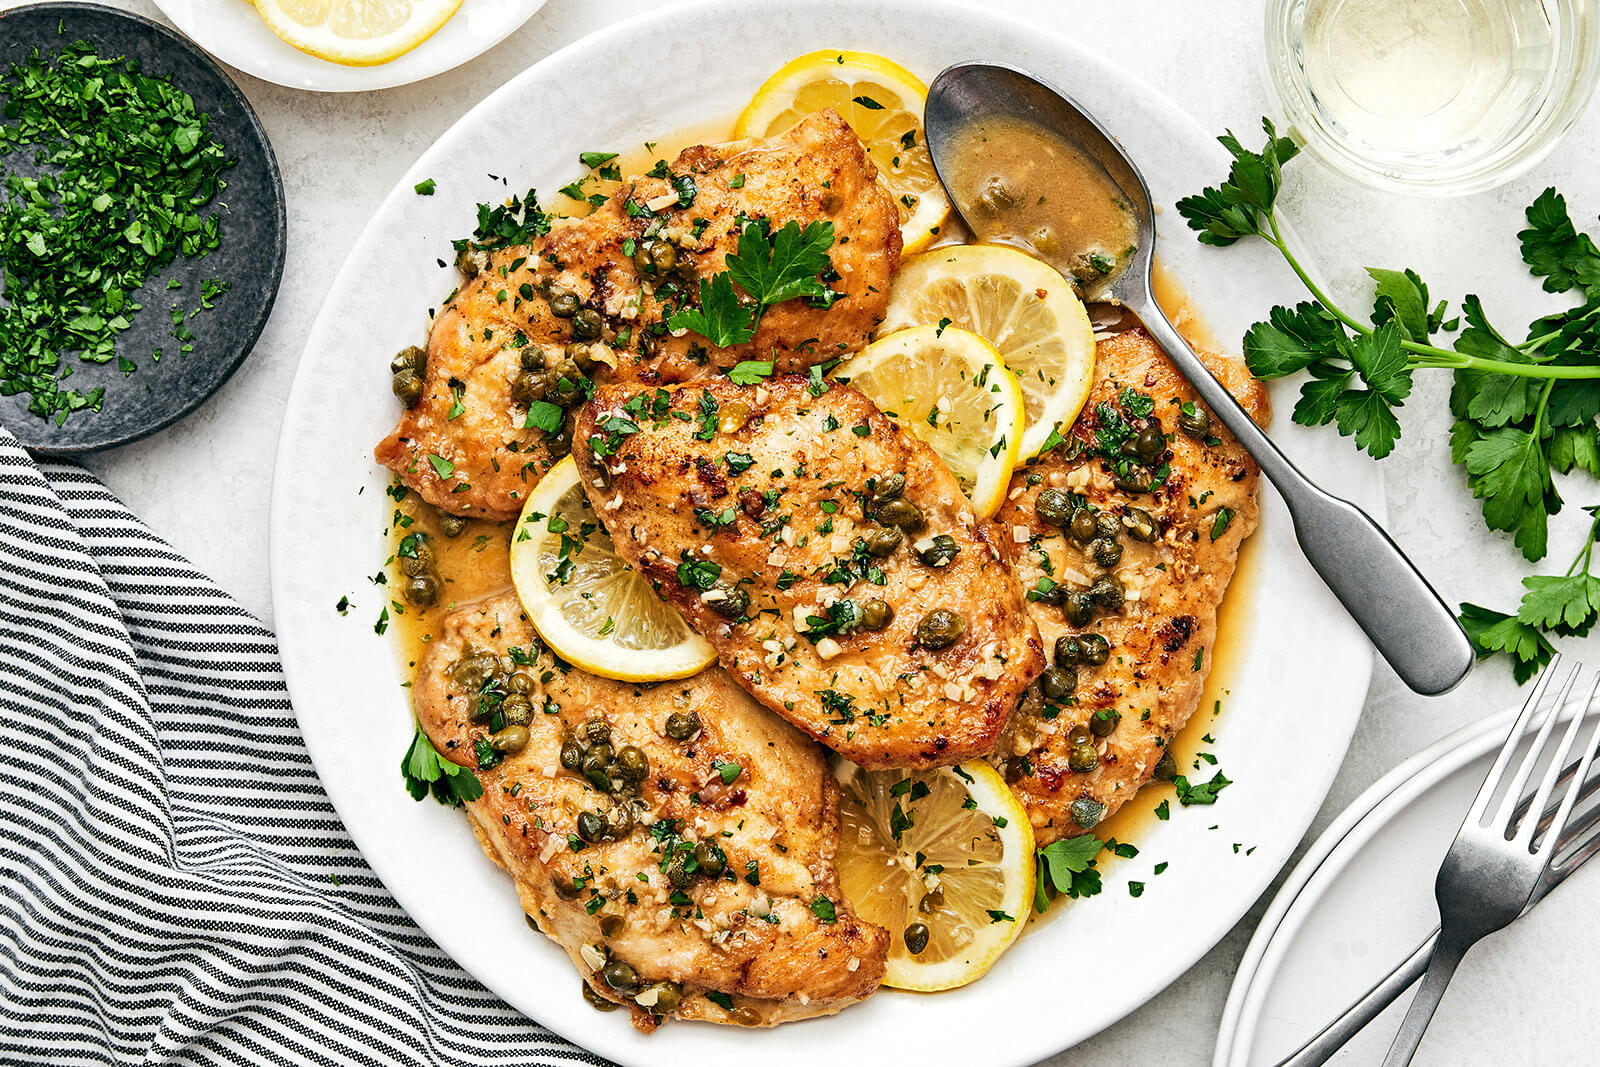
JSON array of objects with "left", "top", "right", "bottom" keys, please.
[
  {"left": 734, "top": 50, "right": 951, "bottom": 254},
  {"left": 509, "top": 457, "right": 715, "bottom": 682},
  {"left": 253, "top": 0, "right": 463, "bottom": 66},
  {"left": 879, "top": 245, "right": 1097, "bottom": 459},
  {"left": 836, "top": 760, "right": 1035, "bottom": 991},
  {"left": 834, "top": 325, "right": 1022, "bottom": 519}
]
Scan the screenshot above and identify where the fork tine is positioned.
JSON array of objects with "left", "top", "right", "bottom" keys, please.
[
  {"left": 1469, "top": 654, "right": 1565, "bottom": 827},
  {"left": 1532, "top": 673, "right": 1600, "bottom": 858},
  {"left": 1549, "top": 790, "right": 1600, "bottom": 875},
  {"left": 1516, "top": 668, "right": 1595, "bottom": 846}
]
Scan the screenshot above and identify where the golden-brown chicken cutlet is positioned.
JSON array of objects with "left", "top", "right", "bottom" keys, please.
[
  {"left": 376, "top": 110, "right": 902, "bottom": 520},
  {"left": 988, "top": 328, "right": 1267, "bottom": 845},
  {"left": 571, "top": 375, "right": 1044, "bottom": 770},
  {"left": 415, "top": 591, "right": 889, "bottom": 1031}
]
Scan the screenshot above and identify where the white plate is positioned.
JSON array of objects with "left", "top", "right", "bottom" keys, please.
[
  {"left": 149, "top": 0, "right": 546, "bottom": 92},
  {"left": 269, "top": 3, "right": 1380, "bottom": 1063},
  {"left": 1217, "top": 698, "right": 1600, "bottom": 1066}
]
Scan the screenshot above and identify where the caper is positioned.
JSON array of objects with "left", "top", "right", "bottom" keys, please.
[
  {"left": 403, "top": 573, "right": 439, "bottom": 607},
  {"left": 616, "top": 746, "right": 649, "bottom": 781},
  {"left": 577, "top": 810, "right": 605, "bottom": 843},
  {"left": 511, "top": 369, "right": 554, "bottom": 406},
  {"left": 454, "top": 245, "right": 490, "bottom": 279},
  {"left": 1153, "top": 748, "right": 1178, "bottom": 781},
  {"left": 567, "top": 342, "right": 597, "bottom": 375},
  {"left": 500, "top": 694, "right": 534, "bottom": 727},
  {"left": 1068, "top": 742, "right": 1100, "bottom": 773},
  {"left": 918, "top": 885, "right": 945, "bottom": 913},
  {"left": 708, "top": 583, "right": 749, "bottom": 619},
  {"left": 1090, "top": 537, "right": 1123, "bottom": 568},
  {"left": 633, "top": 239, "right": 678, "bottom": 277},
  {"left": 664, "top": 852, "right": 693, "bottom": 887},
  {"left": 1054, "top": 636, "right": 1082, "bottom": 666},
  {"left": 1035, "top": 488, "right": 1075, "bottom": 527},
  {"left": 665, "top": 709, "right": 701, "bottom": 741},
  {"left": 1030, "top": 225, "right": 1060, "bottom": 256},
  {"left": 548, "top": 290, "right": 579, "bottom": 318},
  {"left": 914, "top": 609, "right": 966, "bottom": 650},
  {"left": 583, "top": 719, "right": 612, "bottom": 746},
  {"left": 436, "top": 512, "right": 468, "bottom": 538},
  {"left": 978, "top": 178, "right": 1018, "bottom": 213},
  {"left": 560, "top": 740, "right": 582, "bottom": 771},
  {"left": 520, "top": 347, "right": 546, "bottom": 371},
  {"left": 505, "top": 669, "right": 534, "bottom": 695},
  {"left": 572, "top": 308, "right": 603, "bottom": 341},
  {"left": 1089, "top": 574, "right": 1125, "bottom": 610},
  {"left": 581, "top": 981, "right": 619, "bottom": 1012},
  {"left": 1079, "top": 633, "right": 1111, "bottom": 666},
  {"left": 1124, "top": 507, "right": 1159, "bottom": 542},
  {"left": 864, "top": 527, "right": 902, "bottom": 557},
  {"left": 399, "top": 553, "right": 432, "bottom": 578},
  {"left": 1178, "top": 402, "right": 1212, "bottom": 440},
  {"left": 391, "top": 345, "right": 427, "bottom": 375},
  {"left": 1071, "top": 797, "right": 1107, "bottom": 829},
  {"left": 488, "top": 724, "right": 528, "bottom": 754},
  {"left": 1113, "top": 469, "right": 1152, "bottom": 495},
  {"left": 1062, "top": 592, "right": 1096, "bottom": 627},
  {"left": 869, "top": 473, "right": 906, "bottom": 506},
  {"left": 602, "top": 960, "right": 640, "bottom": 995},
  {"left": 1039, "top": 665, "right": 1076, "bottom": 702},
  {"left": 694, "top": 841, "right": 725, "bottom": 877},
  {"left": 860, "top": 598, "right": 894, "bottom": 632},
  {"left": 1068, "top": 509, "right": 1098, "bottom": 543},
  {"left": 554, "top": 878, "right": 580, "bottom": 900},
  {"left": 647, "top": 982, "right": 683, "bottom": 1015},
  {"left": 585, "top": 742, "right": 614, "bottom": 768},
  {"left": 915, "top": 534, "right": 959, "bottom": 568},
  {"left": 599, "top": 914, "right": 625, "bottom": 938},
  {"left": 1068, "top": 724, "right": 1094, "bottom": 748},
  {"left": 452, "top": 651, "right": 495, "bottom": 688},
  {"left": 604, "top": 803, "right": 635, "bottom": 838},
  {"left": 1089, "top": 709, "right": 1120, "bottom": 737},
  {"left": 1094, "top": 511, "right": 1121, "bottom": 540},
  {"left": 718, "top": 400, "right": 751, "bottom": 435},
  {"left": 904, "top": 922, "right": 931, "bottom": 955},
  {"left": 1130, "top": 424, "right": 1166, "bottom": 465},
  {"left": 874, "top": 498, "right": 925, "bottom": 532},
  {"left": 390, "top": 367, "right": 425, "bottom": 409}
]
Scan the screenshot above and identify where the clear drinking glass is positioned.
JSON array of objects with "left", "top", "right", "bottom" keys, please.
[{"left": 1265, "top": 0, "right": 1600, "bottom": 194}]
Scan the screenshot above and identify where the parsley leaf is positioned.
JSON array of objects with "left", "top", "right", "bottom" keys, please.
[
  {"left": 667, "top": 273, "right": 756, "bottom": 348},
  {"left": 728, "top": 359, "right": 774, "bottom": 385},
  {"left": 669, "top": 220, "right": 838, "bottom": 348},
  {"left": 401, "top": 726, "right": 483, "bottom": 805}
]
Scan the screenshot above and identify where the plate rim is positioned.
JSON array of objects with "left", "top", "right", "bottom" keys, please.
[
  {"left": 268, "top": 2, "right": 1379, "bottom": 1061},
  {"left": 0, "top": 0, "right": 287, "bottom": 456},
  {"left": 147, "top": 0, "right": 549, "bottom": 94}
]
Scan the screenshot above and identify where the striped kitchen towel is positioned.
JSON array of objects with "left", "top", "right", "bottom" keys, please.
[{"left": 0, "top": 427, "right": 605, "bottom": 1067}]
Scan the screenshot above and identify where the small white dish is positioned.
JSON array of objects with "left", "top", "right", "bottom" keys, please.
[
  {"left": 1217, "top": 700, "right": 1600, "bottom": 1066},
  {"left": 269, "top": 1, "right": 1381, "bottom": 1062},
  {"left": 148, "top": 0, "right": 547, "bottom": 93}
]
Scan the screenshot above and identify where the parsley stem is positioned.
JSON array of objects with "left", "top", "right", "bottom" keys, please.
[{"left": 1267, "top": 213, "right": 1600, "bottom": 382}]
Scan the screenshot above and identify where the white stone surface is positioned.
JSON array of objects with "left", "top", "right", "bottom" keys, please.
[{"left": 5, "top": 0, "right": 1598, "bottom": 1062}]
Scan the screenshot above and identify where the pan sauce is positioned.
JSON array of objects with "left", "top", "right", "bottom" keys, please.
[{"left": 945, "top": 114, "right": 1139, "bottom": 299}]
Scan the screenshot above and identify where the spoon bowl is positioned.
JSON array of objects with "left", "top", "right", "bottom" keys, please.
[{"left": 923, "top": 62, "right": 1475, "bottom": 696}]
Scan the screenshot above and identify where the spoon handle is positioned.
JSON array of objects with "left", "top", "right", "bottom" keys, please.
[{"left": 1133, "top": 300, "right": 1474, "bottom": 696}]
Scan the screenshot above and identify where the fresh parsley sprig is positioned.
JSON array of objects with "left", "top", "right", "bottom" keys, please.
[
  {"left": 1178, "top": 121, "right": 1600, "bottom": 677},
  {"left": 667, "top": 219, "right": 838, "bottom": 348},
  {"left": 402, "top": 725, "right": 483, "bottom": 806}
]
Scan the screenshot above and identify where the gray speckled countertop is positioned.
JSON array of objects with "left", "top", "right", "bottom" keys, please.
[{"left": 5, "top": 0, "right": 1598, "bottom": 1062}]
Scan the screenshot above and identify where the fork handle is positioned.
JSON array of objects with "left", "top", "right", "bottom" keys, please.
[
  {"left": 1274, "top": 929, "right": 1439, "bottom": 1067},
  {"left": 1381, "top": 936, "right": 1467, "bottom": 1067}
]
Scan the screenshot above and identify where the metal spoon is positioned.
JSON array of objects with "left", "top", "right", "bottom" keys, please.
[{"left": 923, "top": 63, "right": 1475, "bottom": 696}]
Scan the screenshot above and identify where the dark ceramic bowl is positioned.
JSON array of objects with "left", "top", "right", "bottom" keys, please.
[{"left": 0, "top": 2, "right": 286, "bottom": 455}]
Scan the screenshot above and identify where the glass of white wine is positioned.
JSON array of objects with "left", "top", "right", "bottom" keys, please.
[{"left": 1265, "top": 0, "right": 1600, "bottom": 194}]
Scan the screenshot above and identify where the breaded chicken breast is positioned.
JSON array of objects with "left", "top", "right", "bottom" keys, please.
[
  {"left": 415, "top": 591, "right": 889, "bottom": 1031},
  {"left": 989, "top": 328, "right": 1267, "bottom": 845},
  {"left": 376, "top": 110, "right": 902, "bottom": 520},
  {"left": 571, "top": 375, "right": 1044, "bottom": 770}
]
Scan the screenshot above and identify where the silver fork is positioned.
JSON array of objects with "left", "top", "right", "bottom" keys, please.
[
  {"left": 1379, "top": 657, "right": 1600, "bottom": 1066},
  {"left": 1277, "top": 730, "right": 1600, "bottom": 1066}
]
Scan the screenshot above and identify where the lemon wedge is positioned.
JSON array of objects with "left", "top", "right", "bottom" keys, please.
[
  {"left": 509, "top": 457, "right": 715, "bottom": 682},
  {"left": 253, "top": 0, "right": 463, "bottom": 66},
  {"left": 834, "top": 325, "right": 1023, "bottom": 519},
  {"left": 835, "top": 760, "right": 1035, "bottom": 991},
  {"left": 879, "top": 245, "right": 1097, "bottom": 459},
  {"left": 734, "top": 50, "right": 951, "bottom": 254}
]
